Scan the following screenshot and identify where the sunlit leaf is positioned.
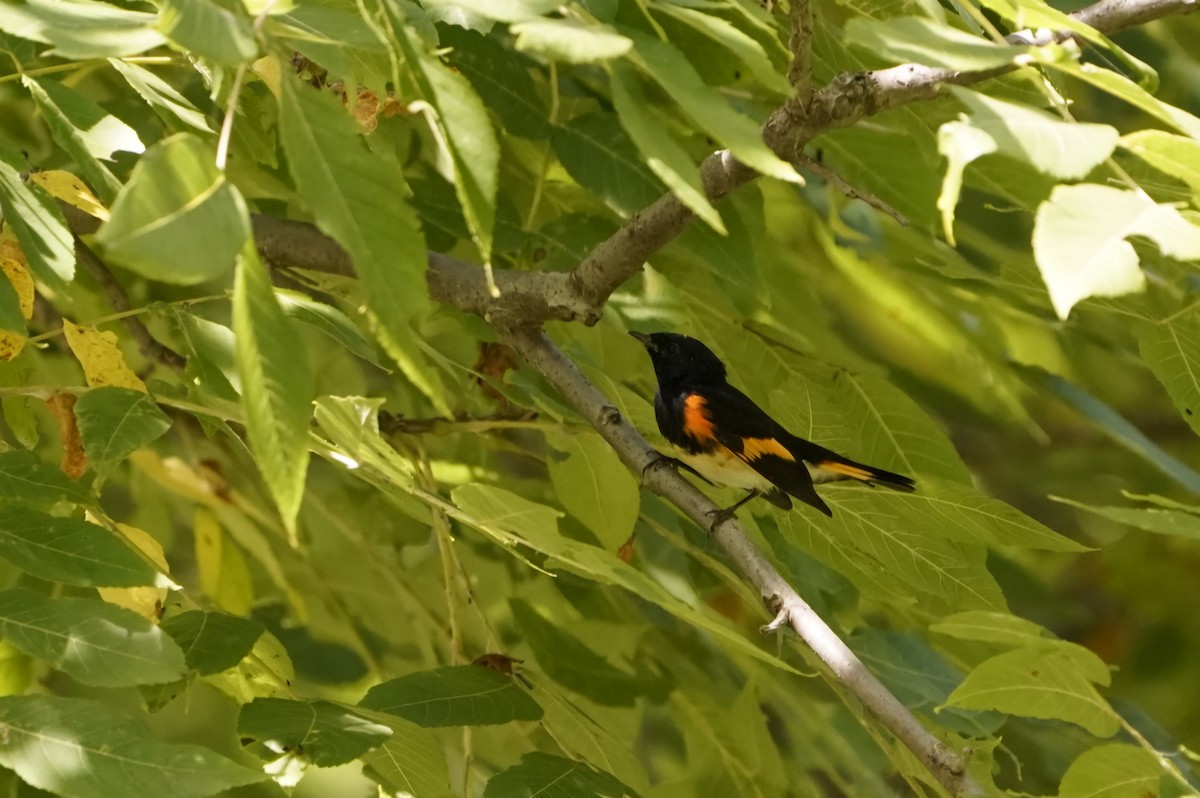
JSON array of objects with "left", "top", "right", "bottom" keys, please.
[
  {"left": 547, "top": 431, "right": 639, "bottom": 550},
  {"left": 1139, "top": 308, "right": 1200, "bottom": 437},
  {"left": 1033, "top": 184, "right": 1200, "bottom": 318},
  {"left": 233, "top": 243, "right": 312, "bottom": 537},
  {"left": 158, "top": 0, "right": 257, "bottom": 66},
  {"left": 1058, "top": 743, "right": 1160, "bottom": 798},
  {"left": 0, "top": 0, "right": 166, "bottom": 58},
  {"left": 0, "top": 588, "right": 184, "bottom": 686},
  {"left": 0, "top": 695, "right": 265, "bottom": 797}
]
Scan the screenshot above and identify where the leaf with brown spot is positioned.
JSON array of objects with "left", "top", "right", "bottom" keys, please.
[{"left": 46, "top": 393, "right": 87, "bottom": 478}]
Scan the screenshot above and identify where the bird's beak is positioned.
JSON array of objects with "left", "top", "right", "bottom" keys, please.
[{"left": 628, "top": 331, "right": 655, "bottom": 351}]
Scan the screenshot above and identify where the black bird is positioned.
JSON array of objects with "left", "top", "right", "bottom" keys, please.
[{"left": 631, "top": 331, "right": 915, "bottom": 519}]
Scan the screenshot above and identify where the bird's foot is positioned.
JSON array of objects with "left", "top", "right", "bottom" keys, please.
[
  {"left": 641, "top": 453, "right": 714, "bottom": 486},
  {"left": 705, "top": 505, "right": 739, "bottom": 532}
]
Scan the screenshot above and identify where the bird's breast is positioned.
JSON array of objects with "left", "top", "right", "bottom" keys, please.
[{"left": 674, "top": 445, "right": 775, "bottom": 492}]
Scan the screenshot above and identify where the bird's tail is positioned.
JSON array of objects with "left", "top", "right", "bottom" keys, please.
[{"left": 811, "top": 456, "right": 917, "bottom": 492}]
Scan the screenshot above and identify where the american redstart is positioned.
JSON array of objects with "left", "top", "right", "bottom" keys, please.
[{"left": 631, "top": 331, "right": 915, "bottom": 519}]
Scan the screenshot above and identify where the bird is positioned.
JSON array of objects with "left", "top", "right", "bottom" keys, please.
[{"left": 630, "top": 331, "right": 916, "bottom": 520}]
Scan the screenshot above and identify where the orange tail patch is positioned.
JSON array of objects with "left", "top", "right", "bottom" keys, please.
[
  {"left": 817, "top": 460, "right": 874, "bottom": 481},
  {"left": 741, "top": 437, "right": 795, "bottom": 462}
]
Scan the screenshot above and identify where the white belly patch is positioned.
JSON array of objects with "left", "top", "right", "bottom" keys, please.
[{"left": 675, "top": 446, "right": 775, "bottom": 492}]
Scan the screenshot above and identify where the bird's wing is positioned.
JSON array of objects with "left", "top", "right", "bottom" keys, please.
[{"left": 698, "top": 386, "right": 832, "bottom": 517}]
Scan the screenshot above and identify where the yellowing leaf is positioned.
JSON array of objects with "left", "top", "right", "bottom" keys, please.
[
  {"left": 195, "top": 507, "right": 253, "bottom": 615},
  {"left": 204, "top": 630, "right": 295, "bottom": 702},
  {"left": 28, "top": 170, "right": 109, "bottom": 221},
  {"left": 0, "top": 259, "right": 32, "bottom": 361},
  {"left": 63, "top": 319, "right": 146, "bottom": 391},
  {"left": 97, "top": 521, "right": 169, "bottom": 620},
  {"left": 0, "top": 228, "right": 26, "bottom": 267},
  {"left": 1, "top": 260, "right": 34, "bottom": 320}
]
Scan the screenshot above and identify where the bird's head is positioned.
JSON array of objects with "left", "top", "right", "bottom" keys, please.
[{"left": 629, "top": 331, "right": 727, "bottom": 388}]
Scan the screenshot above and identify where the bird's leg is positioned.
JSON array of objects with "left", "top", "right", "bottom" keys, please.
[
  {"left": 706, "top": 490, "right": 762, "bottom": 531},
  {"left": 641, "top": 452, "right": 715, "bottom": 486}
]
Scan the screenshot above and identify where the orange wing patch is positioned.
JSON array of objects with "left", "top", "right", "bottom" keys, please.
[
  {"left": 817, "top": 460, "right": 873, "bottom": 480},
  {"left": 740, "top": 437, "right": 795, "bottom": 462},
  {"left": 682, "top": 394, "right": 716, "bottom": 443}
]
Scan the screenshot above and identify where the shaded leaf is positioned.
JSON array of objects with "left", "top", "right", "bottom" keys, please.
[
  {"left": 360, "top": 716, "right": 454, "bottom": 798},
  {"left": 360, "top": 665, "right": 543, "bottom": 726},
  {"left": 158, "top": 0, "right": 257, "bottom": 66},
  {"left": 0, "top": 138, "right": 74, "bottom": 287},
  {"left": 1139, "top": 308, "right": 1200, "bottom": 437},
  {"left": 161, "top": 610, "right": 264, "bottom": 675},
  {"left": 275, "top": 289, "right": 381, "bottom": 366},
  {"left": 484, "top": 752, "right": 638, "bottom": 798},
  {"left": 239, "top": 698, "right": 391, "bottom": 767},
  {"left": 94, "top": 133, "right": 249, "bottom": 284},
  {"left": 1052, "top": 496, "right": 1200, "bottom": 541},
  {"left": 0, "top": 507, "right": 157, "bottom": 587},
  {"left": 0, "top": 588, "right": 185, "bottom": 686},
  {"left": 109, "top": 58, "right": 213, "bottom": 132},
  {"left": 75, "top": 387, "right": 172, "bottom": 474},
  {"left": 511, "top": 599, "right": 639, "bottom": 706},
  {"left": 0, "top": 450, "right": 91, "bottom": 507}
]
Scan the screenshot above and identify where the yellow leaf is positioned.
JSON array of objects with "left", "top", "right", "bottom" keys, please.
[
  {"left": 63, "top": 319, "right": 147, "bottom": 391},
  {"left": 0, "top": 259, "right": 33, "bottom": 361},
  {"left": 252, "top": 54, "right": 282, "bottom": 98},
  {"left": 28, "top": 170, "right": 110, "bottom": 221},
  {"left": 1, "top": 259, "right": 34, "bottom": 321},
  {"left": 195, "top": 507, "right": 254, "bottom": 615},
  {"left": 0, "top": 227, "right": 25, "bottom": 267},
  {"left": 96, "top": 521, "right": 170, "bottom": 620},
  {"left": 0, "top": 640, "right": 31, "bottom": 697}
]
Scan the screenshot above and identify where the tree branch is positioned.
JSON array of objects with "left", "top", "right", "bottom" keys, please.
[
  {"left": 73, "top": 238, "right": 186, "bottom": 372},
  {"left": 795, "top": 154, "right": 910, "bottom": 226},
  {"left": 501, "top": 326, "right": 981, "bottom": 797}
]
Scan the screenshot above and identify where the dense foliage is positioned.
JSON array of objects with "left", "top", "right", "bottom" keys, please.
[{"left": 0, "top": 0, "right": 1198, "bottom": 796}]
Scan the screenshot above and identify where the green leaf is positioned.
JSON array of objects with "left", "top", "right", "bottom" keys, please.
[
  {"left": 845, "top": 16, "right": 1041, "bottom": 70},
  {"left": 511, "top": 599, "right": 640, "bottom": 706},
  {"left": 233, "top": 242, "right": 313, "bottom": 537},
  {"left": 0, "top": 138, "right": 74, "bottom": 287},
  {"left": 1139, "top": 308, "right": 1200, "bottom": 437},
  {"left": 392, "top": 20, "right": 498, "bottom": 263},
  {"left": 652, "top": 4, "right": 790, "bottom": 95},
  {"left": 627, "top": 32, "right": 800, "bottom": 185},
  {"left": 1058, "top": 744, "right": 1161, "bottom": 798},
  {"left": 0, "top": 0, "right": 166, "bottom": 59},
  {"left": 512, "top": 18, "right": 632, "bottom": 63},
  {"left": 453, "top": 485, "right": 805, "bottom": 674},
  {"left": 1033, "top": 184, "right": 1200, "bottom": 318},
  {"left": 75, "top": 387, "right": 172, "bottom": 474},
  {"left": 360, "top": 665, "right": 543, "bottom": 726},
  {"left": 547, "top": 432, "right": 639, "bottom": 550},
  {"left": 1047, "top": 61, "right": 1200, "bottom": 140},
  {"left": 22, "top": 76, "right": 137, "bottom": 205},
  {"left": 937, "top": 120, "right": 998, "bottom": 245},
  {"left": 943, "top": 647, "right": 1118, "bottom": 736},
  {"left": 109, "top": 58, "right": 214, "bottom": 132},
  {"left": 931, "top": 610, "right": 1111, "bottom": 675},
  {"left": 160, "top": 610, "right": 264, "bottom": 675},
  {"left": 238, "top": 698, "right": 392, "bottom": 767},
  {"left": 0, "top": 450, "right": 92, "bottom": 507},
  {"left": 0, "top": 507, "right": 157, "bottom": 586},
  {"left": 781, "top": 489, "right": 1006, "bottom": 611},
  {"left": 360, "top": 716, "right": 454, "bottom": 798},
  {"left": 0, "top": 272, "right": 23, "bottom": 336},
  {"left": 0, "top": 588, "right": 185, "bottom": 686},
  {"left": 1052, "top": 496, "right": 1200, "bottom": 541},
  {"left": 484, "top": 752, "right": 638, "bottom": 798},
  {"left": 1123, "top": 130, "right": 1200, "bottom": 198},
  {"left": 274, "top": 289, "right": 381, "bottom": 367},
  {"left": 949, "top": 88, "right": 1119, "bottom": 179},
  {"left": 94, "top": 133, "right": 249, "bottom": 284},
  {"left": 0, "top": 695, "right": 265, "bottom": 797},
  {"left": 551, "top": 109, "right": 667, "bottom": 218},
  {"left": 158, "top": 0, "right": 257, "bottom": 66},
  {"left": 1029, "top": 369, "right": 1200, "bottom": 493},
  {"left": 440, "top": 26, "right": 550, "bottom": 140},
  {"left": 278, "top": 73, "right": 445, "bottom": 412},
  {"left": 608, "top": 64, "right": 725, "bottom": 232}
]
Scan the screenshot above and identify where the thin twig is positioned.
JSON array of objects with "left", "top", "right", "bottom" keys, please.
[
  {"left": 795, "top": 154, "right": 911, "bottom": 226},
  {"left": 378, "top": 409, "right": 557, "bottom": 436},
  {"left": 73, "top": 238, "right": 187, "bottom": 371},
  {"left": 787, "top": 0, "right": 815, "bottom": 102},
  {"left": 501, "top": 326, "right": 981, "bottom": 797}
]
